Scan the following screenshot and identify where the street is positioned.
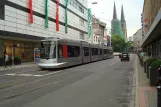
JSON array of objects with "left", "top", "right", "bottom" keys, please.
[{"left": 0, "top": 55, "right": 134, "bottom": 107}]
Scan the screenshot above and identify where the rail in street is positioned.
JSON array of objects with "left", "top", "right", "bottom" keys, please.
[{"left": 0, "top": 55, "right": 135, "bottom": 107}]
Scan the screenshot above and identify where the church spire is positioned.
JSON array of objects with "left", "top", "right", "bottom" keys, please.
[
  {"left": 113, "top": 2, "right": 117, "bottom": 19},
  {"left": 121, "top": 5, "right": 125, "bottom": 22}
]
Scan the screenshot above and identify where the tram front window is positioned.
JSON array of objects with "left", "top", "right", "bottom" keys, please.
[{"left": 40, "top": 41, "right": 56, "bottom": 59}]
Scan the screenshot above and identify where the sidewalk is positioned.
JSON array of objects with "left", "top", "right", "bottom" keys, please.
[
  {"left": 135, "top": 55, "right": 157, "bottom": 107},
  {"left": 0, "top": 62, "right": 37, "bottom": 71}
]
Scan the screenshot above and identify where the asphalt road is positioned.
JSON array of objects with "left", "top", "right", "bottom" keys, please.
[{"left": 0, "top": 54, "right": 135, "bottom": 107}]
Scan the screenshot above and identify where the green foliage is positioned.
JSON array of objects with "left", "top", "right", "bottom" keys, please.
[
  {"left": 150, "top": 60, "right": 161, "bottom": 68},
  {"left": 0, "top": 57, "right": 3, "bottom": 60},
  {"left": 146, "top": 58, "right": 157, "bottom": 66},
  {"left": 111, "top": 34, "right": 126, "bottom": 52},
  {"left": 14, "top": 56, "right": 20, "bottom": 60}
]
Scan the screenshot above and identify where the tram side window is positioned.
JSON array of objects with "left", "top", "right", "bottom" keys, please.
[
  {"left": 100, "top": 49, "right": 102, "bottom": 55},
  {"left": 92, "top": 48, "right": 98, "bottom": 55},
  {"left": 104, "top": 49, "right": 107, "bottom": 54},
  {"left": 67, "top": 45, "right": 80, "bottom": 57},
  {"left": 84, "top": 47, "right": 89, "bottom": 56},
  {"left": 58, "top": 45, "right": 63, "bottom": 58}
]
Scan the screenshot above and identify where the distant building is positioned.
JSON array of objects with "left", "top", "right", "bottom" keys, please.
[
  {"left": 133, "top": 29, "right": 142, "bottom": 52},
  {"left": 128, "top": 36, "right": 133, "bottom": 42},
  {"left": 92, "top": 15, "right": 106, "bottom": 45},
  {"left": 120, "top": 5, "right": 127, "bottom": 40},
  {"left": 104, "top": 28, "right": 111, "bottom": 47},
  {"left": 111, "top": 2, "right": 123, "bottom": 38}
]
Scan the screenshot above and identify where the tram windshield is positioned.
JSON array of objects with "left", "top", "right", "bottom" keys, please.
[{"left": 40, "top": 41, "right": 56, "bottom": 59}]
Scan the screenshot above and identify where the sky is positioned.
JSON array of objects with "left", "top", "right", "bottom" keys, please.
[{"left": 88, "top": 0, "right": 144, "bottom": 37}]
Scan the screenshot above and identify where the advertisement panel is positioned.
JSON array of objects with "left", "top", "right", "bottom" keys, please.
[{"left": 34, "top": 48, "right": 40, "bottom": 63}]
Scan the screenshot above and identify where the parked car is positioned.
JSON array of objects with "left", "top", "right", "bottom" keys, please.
[
  {"left": 121, "top": 53, "right": 130, "bottom": 61},
  {"left": 114, "top": 52, "right": 121, "bottom": 56}
]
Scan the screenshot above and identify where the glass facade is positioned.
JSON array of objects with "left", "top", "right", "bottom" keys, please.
[{"left": 3, "top": 40, "right": 40, "bottom": 62}]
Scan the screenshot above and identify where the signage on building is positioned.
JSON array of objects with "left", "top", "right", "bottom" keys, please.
[
  {"left": 88, "top": 8, "right": 92, "bottom": 38},
  {"left": 141, "top": 14, "right": 145, "bottom": 39}
]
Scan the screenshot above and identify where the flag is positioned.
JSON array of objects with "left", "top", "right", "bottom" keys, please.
[
  {"left": 65, "top": 0, "right": 69, "bottom": 33},
  {"left": 29, "top": 0, "right": 33, "bottom": 23},
  {"left": 45, "top": 0, "right": 48, "bottom": 28},
  {"left": 56, "top": 0, "right": 60, "bottom": 31}
]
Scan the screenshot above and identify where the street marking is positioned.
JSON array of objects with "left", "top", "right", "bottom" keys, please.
[{"left": 4, "top": 70, "right": 63, "bottom": 77}]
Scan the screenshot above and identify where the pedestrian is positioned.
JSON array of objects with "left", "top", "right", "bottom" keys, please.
[{"left": 4, "top": 53, "right": 9, "bottom": 68}]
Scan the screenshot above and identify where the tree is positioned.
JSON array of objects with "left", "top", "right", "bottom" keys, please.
[
  {"left": 126, "top": 41, "right": 134, "bottom": 52},
  {"left": 111, "top": 34, "right": 126, "bottom": 52}
]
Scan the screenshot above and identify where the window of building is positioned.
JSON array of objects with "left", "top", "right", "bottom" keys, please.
[
  {"left": 84, "top": 47, "right": 89, "bottom": 56},
  {"left": 104, "top": 49, "right": 107, "bottom": 54},
  {"left": 67, "top": 45, "right": 80, "bottom": 57},
  {"left": 79, "top": 6, "right": 84, "bottom": 13},
  {"left": 100, "top": 49, "right": 102, "bottom": 55},
  {"left": 69, "top": 0, "right": 84, "bottom": 14},
  {"left": 80, "top": 32, "right": 85, "bottom": 40},
  {"left": 79, "top": 18, "right": 84, "bottom": 26}
]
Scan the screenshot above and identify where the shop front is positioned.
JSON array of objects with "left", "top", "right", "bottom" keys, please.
[{"left": 4, "top": 39, "right": 40, "bottom": 62}]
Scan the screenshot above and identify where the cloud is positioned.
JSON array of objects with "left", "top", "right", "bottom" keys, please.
[{"left": 88, "top": 0, "right": 144, "bottom": 37}]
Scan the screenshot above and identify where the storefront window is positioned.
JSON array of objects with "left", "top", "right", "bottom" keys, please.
[
  {"left": 4, "top": 40, "right": 39, "bottom": 62},
  {"left": 159, "top": 40, "right": 161, "bottom": 58}
]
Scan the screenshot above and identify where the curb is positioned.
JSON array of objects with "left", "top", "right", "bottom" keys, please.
[
  {"left": 0, "top": 64, "right": 37, "bottom": 71},
  {"left": 130, "top": 55, "right": 137, "bottom": 107}
]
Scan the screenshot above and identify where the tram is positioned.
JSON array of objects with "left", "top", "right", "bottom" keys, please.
[{"left": 38, "top": 38, "right": 113, "bottom": 69}]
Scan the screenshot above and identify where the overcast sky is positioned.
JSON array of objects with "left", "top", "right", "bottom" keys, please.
[{"left": 88, "top": 0, "right": 144, "bottom": 37}]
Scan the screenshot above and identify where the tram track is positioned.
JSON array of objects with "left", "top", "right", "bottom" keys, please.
[{"left": 0, "top": 70, "right": 91, "bottom": 103}]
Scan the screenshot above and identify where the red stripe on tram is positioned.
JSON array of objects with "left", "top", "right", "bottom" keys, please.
[{"left": 63, "top": 45, "right": 67, "bottom": 58}]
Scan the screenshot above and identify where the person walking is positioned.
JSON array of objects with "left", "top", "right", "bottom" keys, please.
[{"left": 4, "top": 53, "right": 9, "bottom": 68}]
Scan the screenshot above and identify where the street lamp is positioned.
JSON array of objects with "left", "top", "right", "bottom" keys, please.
[
  {"left": 92, "top": 2, "right": 97, "bottom": 4},
  {"left": 87, "top": 2, "right": 97, "bottom": 4}
]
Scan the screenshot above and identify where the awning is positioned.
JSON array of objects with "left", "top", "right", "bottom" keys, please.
[
  {"left": 141, "top": 9, "right": 161, "bottom": 47},
  {"left": 0, "top": 30, "right": 45, "bottom": 42}
]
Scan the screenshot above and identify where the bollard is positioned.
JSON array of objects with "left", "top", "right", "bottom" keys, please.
[{"left": 157, "top": 86, "right": 161, "bottom": 107}]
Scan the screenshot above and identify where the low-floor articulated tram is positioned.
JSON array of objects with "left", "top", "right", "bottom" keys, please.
[{"left": 38, "top": 38, "right": 113, "bottom": 69}]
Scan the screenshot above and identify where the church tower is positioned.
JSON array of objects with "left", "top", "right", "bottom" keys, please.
[
  {"left": 121, "top": 5, "right": 127, "bottom": 39},
  {"left": 111, "top": 2, "right": 124, "bottom": 38}
]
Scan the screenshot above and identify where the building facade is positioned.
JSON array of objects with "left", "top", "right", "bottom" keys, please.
[
  {"left": 133, "top": 29, "right": 142, "bottom": 52},
  {"left": 0, "top": 0, "right": 88, "bottom": 62},
  {"left": 128, "top": 36, "right": 133, "bottom": 42},
  {"left": 120, "top": 5, "right": 127, "bottom": 40},
  {"left": 92, "top": 15, "right": 106, "bottom": 45},
  {"left": 141, "top": 0, "right": 161, "bottom": 57}
]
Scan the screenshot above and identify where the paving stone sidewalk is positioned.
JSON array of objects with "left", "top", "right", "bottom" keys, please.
[
  {"left": 135, "top": 56, "right": 157, "bottom": 107},
  {"left": 0, "top": 62, "right": 37, "bottom": 71}
]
